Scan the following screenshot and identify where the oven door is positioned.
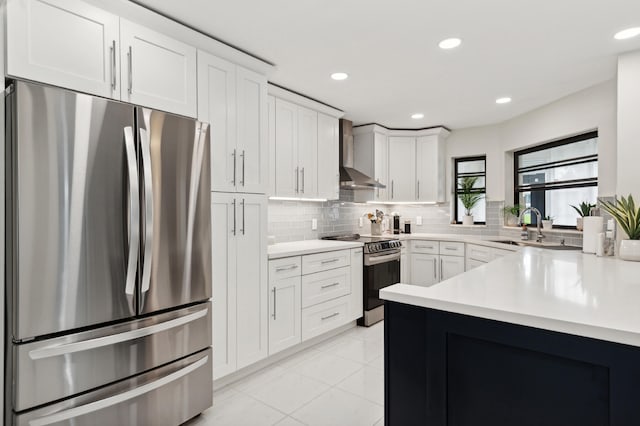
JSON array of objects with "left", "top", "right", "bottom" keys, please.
[{"left": 363, "top": 251, "right": 400, "bottom": 311}]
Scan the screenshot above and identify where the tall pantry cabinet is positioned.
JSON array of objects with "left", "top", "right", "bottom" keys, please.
[{"left": 198, "top": 51, "right": 270, "bottom": 379}]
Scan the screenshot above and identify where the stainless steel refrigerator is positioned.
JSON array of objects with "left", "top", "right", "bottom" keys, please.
[{"left": 5, "top": 81, "right": 212, "bottom": 425}]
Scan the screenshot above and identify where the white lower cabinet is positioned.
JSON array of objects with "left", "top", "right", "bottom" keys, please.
[
  {"left": 212, "top": 193, "right": 267, "bottom": 379},
  {"left": 350, "top": 248, "right": 364, "bottom": 321},
  {"left": 268, "top": 275, "right": 301, "bottom": 355},
  {"left": 400, "top": 246, "right": 409, "bottom": 283},
  {"left": 465, "top": 243, "right": 518, "bottom": 270},
  {"left": 301, "top": 296, "right": 350, "bottom": 341},
  {"left": 410, "top": 253, "right": 439, "bottom": 287},
  {"left": 440, "top": 255, "right": 465, "bottom": 281}
]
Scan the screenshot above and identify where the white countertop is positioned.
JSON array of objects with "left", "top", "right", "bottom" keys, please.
[
  {"left": 380, "top": 248, "right": 640, "bottom": 347},
  {"left": 363, "top": 232, "right": 526, "bottom": 251},
  {"left": 268, "top": 240, "right": 364, "bottom": 259}
]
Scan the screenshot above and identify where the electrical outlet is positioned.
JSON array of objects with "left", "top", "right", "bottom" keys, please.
[
  {"left": 416, "top": 216, "right": 423, "bottom": 225},
  {"left": 312, "top": 218, "right": 318, "bottom": 231},
  {"left": 359, "top": 217, "right": 363, "bottom": 227}
]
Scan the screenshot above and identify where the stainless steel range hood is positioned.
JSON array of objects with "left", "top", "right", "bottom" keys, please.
[{"left": 340, "top": 119, "right": 385, "bottom": 190}]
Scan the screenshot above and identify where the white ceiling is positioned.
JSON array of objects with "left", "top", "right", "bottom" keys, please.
[{"left": 134, "top": 0, "right": 640, "bottom": 130}]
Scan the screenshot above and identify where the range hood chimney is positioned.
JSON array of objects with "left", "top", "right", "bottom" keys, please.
[{"left": 339, "top": 119, "right": 385, "bottom": 190}]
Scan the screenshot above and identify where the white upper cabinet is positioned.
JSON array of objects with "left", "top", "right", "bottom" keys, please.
[
  {"left": 269, "top": 85, "right": 343, "bottom": 200},
  {"left": 6, "top": 0, "right": 198, "bottom": 117},
  {"left": 199, "top": 52, "right": 268, "bottom": 193},
  {"left": 317, "top": 113, "right": 340, "bottom": 200},
  {"left": 354, "top": 125, "right": 389, "bottom": 202},
  {"left": 120, "top": 19, "right": 197, "bottom": 117},
  {"left": 416, "top": 135, "right": 446, "bottom": 202},
  {"left": 388, "top": 136, "right": 416, "bottom": 201},
  {"left": 6, "top": 0, "right": 120, "bottom": 98}
]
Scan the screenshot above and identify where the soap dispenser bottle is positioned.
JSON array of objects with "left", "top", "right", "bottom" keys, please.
[{"left": 520, "top": 225, "right": 529, "bottom": 241}]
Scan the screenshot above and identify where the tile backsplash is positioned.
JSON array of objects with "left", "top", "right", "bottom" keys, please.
[{"left": 268, "top": 191, "right": 583, "bottom": 244}]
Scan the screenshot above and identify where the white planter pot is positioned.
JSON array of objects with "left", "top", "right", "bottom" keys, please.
[
  {"left": 541, "top": 220, "right": 553, "bottom": 230},
  {"left": 462, "top": 215, "right": 474, "bottom": 226},
  {"left": 370, "top": 222, "right": 381, "bottom": 236},
  {"left": 619, "top": 240, "right": 640, "bottom": 261}
]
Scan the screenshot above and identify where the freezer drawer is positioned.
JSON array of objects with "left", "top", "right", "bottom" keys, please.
[
  {"left": 14, "top": 348, "right": 212, "bottom": 426},
  {"left": 12, "top": 303, "right": 211, "bottom": 411}
]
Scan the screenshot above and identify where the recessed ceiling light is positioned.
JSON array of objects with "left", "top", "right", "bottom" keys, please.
[
  {"left": 411, "top": 113, "right": 424, "bottom": 119},
  {"left": 496, "top": 97, "right": 512, "bottom": 104},
  {"left": 438, "top": 38, "right": 462, "bottom": 49},
  {"left": 331, "top": 72, "right": 349, "bottom": 81},
  {"left": 614, "top": 27, "right": 640, "bottom": 40}
]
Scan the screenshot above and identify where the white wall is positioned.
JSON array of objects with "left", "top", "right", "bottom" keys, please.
[
  {"left": 616, "top": 51, "right": 640, "bottom": 201},
  {"left": 446, "top": 78, "right": 617, "bottom": 202}
]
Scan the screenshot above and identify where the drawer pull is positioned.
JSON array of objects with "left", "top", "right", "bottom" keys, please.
[
  {"left": 445, "top": 247, "right": 458, "bottom": 251},
  {"left": 415, "top": 245, "right": 434, "bottom": 249},
  {"left": 321, "top": 282, "right": 340, "bottom": 289},
  {"left": 321, "top": 258, "right": 340, "bottom": 264},
  {"left": 321, "top": 312, "right": 340, "bottom": 321},
  {"left": 276, "top": 264, "right": 299, "bottom": 272}
]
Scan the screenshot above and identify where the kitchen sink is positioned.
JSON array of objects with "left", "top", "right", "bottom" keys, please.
[{"left": 489, "top": 240, "right": 581, "bottom": 250}]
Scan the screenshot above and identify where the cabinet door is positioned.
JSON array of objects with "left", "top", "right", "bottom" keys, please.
[
  {"left": 198, "top": 52, "right": 237, "bottom": 192},
  {"left": 388, "top": 137, "right": 416, "bottom": 201},
  {"left": 297, "top": 106, "right": 318, "bottom": 197},
  {"left": 374, "top": 132, "right": 389, "bottom": 201},
  {"left": 416, "top": 135, "right": 439, "bottom": 201},
  {"left": 274, "top": 99, "right": 298, "bottom": 197},
  {"left": 440, "top": 255, "right": 465, "bottom": 281},
  {"left": 400, "top": 247, "right": 409, "bottom": 283},
  {"left": 410, "top": 254, "right": 439, "bottom": 287},
  {"left": 237, "top": 67, "right": 268, "bottom": 194},
  {"left": 317, "top": 113, "right": 339, "bottom": 200},
  {"left": 349, "top": 248, "right": 363, "bottom": 321},
  {"left": 268, "top": 96, "right": 277, "bottom": 196},
  {"left": 120, "top": 19, "right": 197, "bottom": 117},
  {"left": 235, "top": 194, "right": 268, "bottom": 369},
  {"left": 268, "top": 276, "right": 301, "bottom": 355},
  {"left": 211, "top": 193, "right": 237, "bottom": 379},
  {"left": 7, "top": 0, "right": 120, "bottom": 98}
]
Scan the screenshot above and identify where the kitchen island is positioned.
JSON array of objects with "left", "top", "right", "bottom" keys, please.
[{"left": 380, "top": 248, "right": 640, "bottom": 426}]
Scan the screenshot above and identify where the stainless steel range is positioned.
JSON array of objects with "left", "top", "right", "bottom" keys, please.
[{"left": 322, "top": 234, "right": 402, "bottom": 326}]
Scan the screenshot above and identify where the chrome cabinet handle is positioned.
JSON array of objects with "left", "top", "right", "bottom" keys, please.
[
  {"left": 376, "top": 178, "right": 380, "bottom": 198},
  {"left": 110, "top": 40, "right": 116, "bottom": 91},
  {"left": 321, "top": 282, "right": 340, "bottom": 289},
  {"left": 127, "top": 46, "right": 133, "bottom": 94},
  {"left": 301, "top": 167, "right": 305, "bottom": 193},
  {"left": 391, "top": 180, "right": 394, "bottom": 199},
  {"left": 231, "top": 199, "right": 236, "bottom": 236},
  {"left": 416, "top": 245, "right": 434, "bottom": 249},
  {"left": 123, "top": 127, "right": 139, "bottom": 311},
  {"left": 417, "top": 180, "right": 420, "bottom": 199},
  {"left": 240, "top": 150, "right": 245, "bottom": 186},
  {"left": 440, "top": 258, "right": 444, "bottom": 281},
  {"left": 272, "top": 287, "right": 277, "bottom": 320},
  {"left": 432, "top": 258, "right": 437, "bottom": 280},
  {"left": 321, "top": 258, "right": 339, "bottom": 264},
  {"left": 321, "top": 312, "right": 340, "bottom": 321},
  {"left": 231, "top": 149, "right": 237, "bottom": 185},
  {"left": 140, "top": 128, "right": 154, "bottom": 295},
  {"left": 295, "top": 167, "right": 299, "bottom": 193},
  {"left": 445, "top": 247, "right": 457, "bottom": 251},
  {"left": 241, "top": 198, "right": 245, "bottom": 235},
  {"left": 275, "top": 264, "right": 299, "bottom": 272}
]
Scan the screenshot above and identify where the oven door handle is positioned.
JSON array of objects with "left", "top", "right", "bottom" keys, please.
[{"left": 364, "top": 251, "right": 401, "bottom": 266}]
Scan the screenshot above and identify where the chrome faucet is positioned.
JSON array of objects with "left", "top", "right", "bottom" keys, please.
[{"left": 519, "top": 207, "right": 545, "bottom": 243}]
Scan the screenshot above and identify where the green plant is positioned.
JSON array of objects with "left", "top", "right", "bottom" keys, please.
[
  {"left": 458, "top": 176, "right": 484, "bottom": 216},
  {"left": 570, "top": 202, "right": 596, "bottom": 217},
  {"left": 503, "top": 204, "right": 521, "bottom": 217},
  {"left": 599, "top": 195, "right": 640, "bottom": 240}
]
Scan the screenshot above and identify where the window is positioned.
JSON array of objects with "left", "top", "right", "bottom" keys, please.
[
  {"left": 454, "top": 156, "right": 486, "bottom": 224},
  {"left": 514, "top": 131, "right": 598, "bottom": 228}
]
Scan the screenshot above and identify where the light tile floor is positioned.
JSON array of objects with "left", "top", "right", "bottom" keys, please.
[{"left": 186, "top": 322, "right": 385, "bottom": 426}]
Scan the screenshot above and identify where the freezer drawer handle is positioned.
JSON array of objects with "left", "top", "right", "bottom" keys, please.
[
  {"left": 140, "top": 127, "right": 154, "bottom": 294},
  {"left": 28, "top": 307, "right": 208, "bottom": 360},
  {"left": 28, "top": 355, "right": 209, "bottom": 426},
  {"left": 123, "top": 127, "right": 140, "bottom": 305}
]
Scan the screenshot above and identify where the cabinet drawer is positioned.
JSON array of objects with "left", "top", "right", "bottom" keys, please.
[
  {"left": 269, "top": 257, "right": 302, "bottom": 280},
  {"left": 302, "top": 249, "right": 350, "bottom": 275},
  {"left": 439, "top": 241, "right": 465, "bottom": 257},
  {"left": 301, "top": 296, "right": 350, "bottom": 341},
  {"left": 466, "top": 258, "right": 487, "bottom": 271},
  {"left": 411, "top": 240, "right": 439, "bottom": 254},
  {"left": 466, "top": 244, "right": 492, "bottom": 262},
  {"left": 492, "top": 248, "right": 516, "bottom": 259},
  {"left": 301, "top": 266, "right": 350, "bottom": 308}
]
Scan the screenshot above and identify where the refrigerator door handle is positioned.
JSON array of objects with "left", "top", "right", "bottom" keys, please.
[
  {"left": 28, "top": 307, "right": 209, "bottom": 360},
  {"left": 140, "top": 128, "right": 154, "bottom": 295},
  {"left": 26, "top": 355, "right": 209, "bottom": 426},
  {"left": 123, "top": 127, "right": 139, "bottom": 306}
]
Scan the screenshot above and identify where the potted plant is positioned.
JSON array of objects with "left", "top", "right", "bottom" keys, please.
[
  {"left": 503, "top": 204, "right": 522, "bottom": 226},
  {"left": 458, "top": 176, "right": 483, "bottom": 226},
  {"left": 570, "top": 201, "right": 596, "bottom": 231},
  {"left": 599, "top": 195, "right": 640, "bottom": 261},
  {"left": 541, "top": 215, "right": 554, "bottom": 230},
  {"left": 366, "top": 209, "right": 384, "bottom": 235}
]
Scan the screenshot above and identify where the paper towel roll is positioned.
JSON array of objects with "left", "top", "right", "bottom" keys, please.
[{"left": 583, "top": 216, "right": 604, "bottom": 254}]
